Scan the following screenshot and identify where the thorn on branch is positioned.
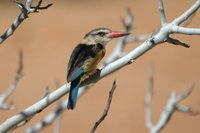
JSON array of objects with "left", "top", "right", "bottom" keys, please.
[
  {"left": 90, "top": 80, "right": 117, "bottom": 133},
  {"left": 167, "top": 37, "right": 190, "bottom": 48},
  {"left": 41, "top": 86, "right": 49, "bottom": 99}
]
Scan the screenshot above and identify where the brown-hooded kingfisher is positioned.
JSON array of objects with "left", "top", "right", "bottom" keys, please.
[{"left": 67, "top": 28, "right": 130, "bottom": 109}]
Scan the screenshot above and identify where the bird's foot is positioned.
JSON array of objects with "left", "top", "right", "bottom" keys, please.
[
  {"left": 87, "top": 69, "right": 101, "bottom": 79},
  {"left": 96, "top": 68, "right": 101, "bottom": 75}
]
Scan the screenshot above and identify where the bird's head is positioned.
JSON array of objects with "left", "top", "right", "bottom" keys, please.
[{"left": 81, "top": 28, "right": 130, "bottom": 46}]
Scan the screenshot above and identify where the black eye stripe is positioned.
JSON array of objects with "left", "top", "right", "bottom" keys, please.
[{"left": 98, "top": 32, "right": 105, "bottom": 36}]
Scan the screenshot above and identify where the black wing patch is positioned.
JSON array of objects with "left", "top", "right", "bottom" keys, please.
[{"left": 67, "top": 44, "right": 103, "bottom": 82}]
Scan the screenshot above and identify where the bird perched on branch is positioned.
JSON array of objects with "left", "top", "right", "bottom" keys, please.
[{"left": 67, "top": 28, "right": 130, "bottom": 109}]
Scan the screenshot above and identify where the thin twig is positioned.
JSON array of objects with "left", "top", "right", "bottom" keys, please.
[
  {"left": 145, "top": 66, "right": 154, "bottom": 129},
  {"left": 90, "top": 80, "right": 116, "bottom": 133},
  {"left": 0, "top": 50, "right": 23, "bottom": 110},
  {"left": 173, "top": 0, "right": 200, "bottom": 25},
  {"left": 181, "top": 12, "right": 196, "bottom": 27},
  {"left": 158, "top": 0, "right": 167, "bottom": 26},
  {"left": 54, "top": 101, "right": 62, "bottom": 133}
]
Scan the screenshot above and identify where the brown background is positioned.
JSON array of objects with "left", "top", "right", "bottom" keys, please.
[{"left": 0, "top": 0, "right": 200, "bottom": 133}]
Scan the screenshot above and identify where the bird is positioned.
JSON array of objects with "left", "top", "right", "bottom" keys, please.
[{"left": 67, "top": 28, "right": 130, "bottom": 110}]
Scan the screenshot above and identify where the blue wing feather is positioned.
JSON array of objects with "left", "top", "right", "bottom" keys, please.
[
  {"left": 67, "top": 69, "right": 84, "bottom": 82},
  {"left": 67, "top": 76, "right": 81, "bottom": 109}
]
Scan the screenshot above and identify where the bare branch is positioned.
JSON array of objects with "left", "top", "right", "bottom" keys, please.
[
  {"left": 173, "top": 0, "right": 200, "bottom": 25},
  {"left": 176, "top": 84, "right": 194, "bottom": 103},
  {"left": 154, "top": 0, "right": 200, "bottom": 47},
  {"left": 145, "top": 66, "right": 154, "bottom": 129},
  {"left": 171, "top": 26, "right": 200, "bottom": 35},
  {"left": 157, "top": 0, "right": 167, "bottom": 25},
  {"left": 25, "top": 85, "right": 91, "bottom": 133},
  {"left": 90, "top": 81, "right": 116, "bottom": 133},
  {"left": 145, "top": 70, "right": 199, "bottom": 133},
  {"left": 8, "top": 114, "right": 35, "bottom": 133},
  {"left": 0, "top": 0, "right": 53, "bottom": 44},
  {"left": 0, "top": 50, "right": 23, "bottom": 110},
  {"left": 25, "top": 0, "right": 33, "bottom": 11},
  {"left": 181, "top": 13, "right": 196, "bottom": 27},
  {"left": 153, "top": 86, "right": 198, "bottom": 133},
  {"left": 54, "top": 115, "right": 61, "bottom": 133},
  {"left": 54, "top": 101, "right": 62, "bottom": 133},
  {"left": 25, "top": 82, "right": 65, "bottom": 133}
]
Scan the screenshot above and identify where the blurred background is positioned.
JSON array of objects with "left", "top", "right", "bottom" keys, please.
[{"left": 0, "top": 0, "right": 200, "bottom": 132}]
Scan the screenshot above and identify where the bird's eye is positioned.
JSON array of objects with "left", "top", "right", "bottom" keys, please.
[{"left": 98, "top": 32, "right": 105, "bottom": 36}]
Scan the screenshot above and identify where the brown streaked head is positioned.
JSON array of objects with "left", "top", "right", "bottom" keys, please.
[{"left": 82, "top": 28, "right": 130, "bottom": 45}]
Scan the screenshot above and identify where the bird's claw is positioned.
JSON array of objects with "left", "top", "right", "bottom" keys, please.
[{"left": 96, "top": 68, "right": 101, "bottom": 75}]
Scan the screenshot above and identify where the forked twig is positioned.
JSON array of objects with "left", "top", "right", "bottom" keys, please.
[
  {"left": 145, "top": 66, "right": 200, "bottom": 133},
  {"left": 90, "top": 81, "right": 117, "bottom": 133}
]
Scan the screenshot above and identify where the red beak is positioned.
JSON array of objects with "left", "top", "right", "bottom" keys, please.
[{"left": 108, "top": 31, "right": 130, "bottom": 38}]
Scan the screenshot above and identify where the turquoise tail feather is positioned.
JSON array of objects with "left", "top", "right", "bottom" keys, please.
[{"left": 67, "top": 76, "right": 81, "bottom": 110}]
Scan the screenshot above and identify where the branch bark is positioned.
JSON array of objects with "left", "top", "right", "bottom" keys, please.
[{"left": 157, "top": 0, "right": 167, "bottom": 26}]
